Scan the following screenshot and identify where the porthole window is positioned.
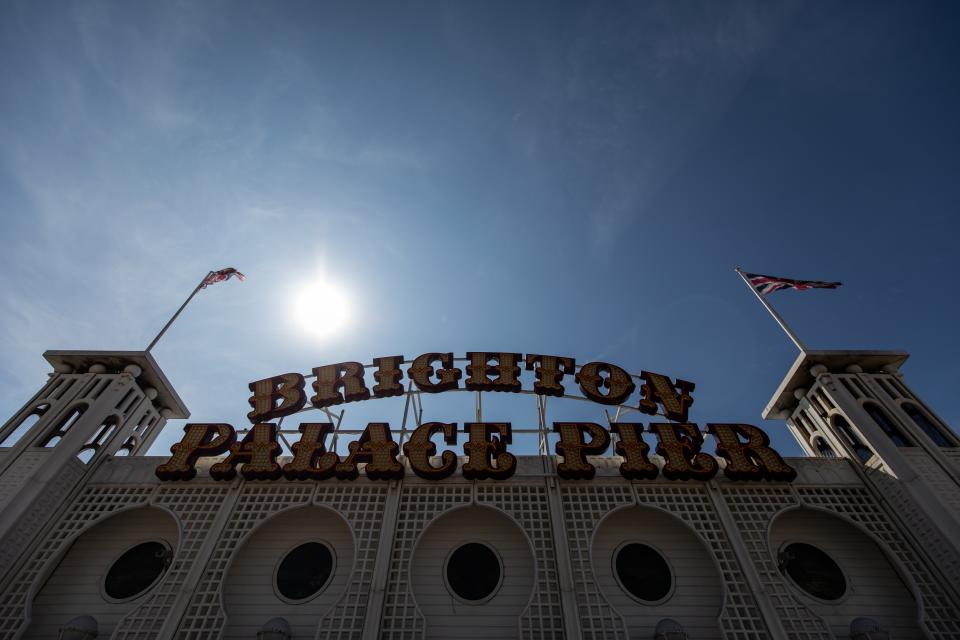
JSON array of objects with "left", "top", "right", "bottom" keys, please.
[
  {"left": 103, "top": 541, "right": 171, "bottom": 601},
  {"left": 274, "top": 542, "right": 335, "bottom": 602},
  {"left": 779, "top": 542, "right": 847, "bottom": 601},
  {"left": 614, "top": 542, "right": 673, "bottom": 603},
  {"left": 444, "top": 542, "right": 503, "bottom": 603}
]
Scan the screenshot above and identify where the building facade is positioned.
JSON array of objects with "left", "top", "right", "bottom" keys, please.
[{"left": 0, "top": 349, "right": 958, "bottom": 639}]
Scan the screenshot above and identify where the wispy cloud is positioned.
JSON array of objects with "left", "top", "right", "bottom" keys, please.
[{"left": 0, "top": 0, "right": 954, "bottom": 461}]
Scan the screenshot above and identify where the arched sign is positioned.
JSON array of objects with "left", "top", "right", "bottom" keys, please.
[{"left": 155, "top": 351, "right": 796, "bottom": 483}]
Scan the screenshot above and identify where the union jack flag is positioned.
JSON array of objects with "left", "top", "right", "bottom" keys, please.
[
  {"left": 202, "top": 267, "right": 246, "bottom": 288},
  {"left": 743, "top": 271, "right": 841, "bottom": 296}
]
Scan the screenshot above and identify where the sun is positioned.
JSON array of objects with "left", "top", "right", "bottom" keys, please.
[{"left": 292, "top": 279, "right": 350, "bottom": 339}]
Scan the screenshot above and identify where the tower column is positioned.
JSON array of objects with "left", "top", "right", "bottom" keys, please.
[
  {"left": 0, "top": 350, "right": 188, "bottom": 588},
  {"left": 765, "top": 350, "right": 960, "bottom": 601}
]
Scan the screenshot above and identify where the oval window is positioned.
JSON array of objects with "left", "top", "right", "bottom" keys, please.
[
  {"left": 103, "top": 541, "right": 171, "bottom": 600},
  {"left": 275, "top": 542, "right": 335, "bottom": 601},
  {"left": 445, "top": 542, "right": 502, "bottom": 602},
  {"left": 780, "top": 542, "right": 846, "bottom": 600},
  {"left": 614, "top": 543, "right": 672, "bottom": 603}
]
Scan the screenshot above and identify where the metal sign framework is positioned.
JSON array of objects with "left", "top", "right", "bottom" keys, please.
[{"left": 244, "top": 357, "right": 670, "bottom": 458}]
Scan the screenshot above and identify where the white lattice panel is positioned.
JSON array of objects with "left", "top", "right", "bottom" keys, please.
[
  {"left": 24, "top": 506, "right": 178, "bottom": 638},
  {"left": 900, "top": 449, "right": 960, "bottom": 512},
  {"left": 560, "top": 483, "right": 776, "bottom": 640},
  {"left": 171, "top": 482, "right": 387, "bottom": 640},
  {"left": 721, "top": 487, "right": 833, "bottom": 639},
  {"left": 634, "top": 486, "right": 770, "bottom": 640},
  {"left": 477, "top": 484, "right": 564, "bottom": 640},
  {"left": 410, "top": 504, "right": 534, "bottom": 639},
  {"left": 113, "top": 485, "right": 232, "bottom": 639},
  {"left": 944, "top": 449, "right": 960, "bottom": 477},
  {"left": 174, "top": 484, "right": 316, "bottom": 639},
  {"left": 798, "top": 487, "right": 960, "bottom": 639},
  {"left": 865, "top": 468, "right": 960, "bottom": 594},
  {"left": 0, "top": 485, "right": 153, "bottom": 639},
  {"left": 1, "top": 457, "right": 957, "bottom": 640},
  {"left": 380, "top": 484, "right": 472, "bottom": 640},
  {"left": 316, "top": 484, "right": 388, "bottom": 640},
  {"left": 560, "top": 484, "right": 633, "bottom": 640},
  {"left": 0, "top": 456, "right": 86, "bottom": 580},
  {"left": 0, "top": 450, "right": 49, "bottom": 511},
  {"left": 221, "top": 505, "right": 353, "bottom": 638}
]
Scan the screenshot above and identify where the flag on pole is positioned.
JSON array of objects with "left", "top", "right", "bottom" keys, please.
[
  {"left": 201, "top": 267, "right": 246, "bottom": 288},
  {"left": 146, "top": 267, "right": 246, "bottom": 351},
  {"left": 742, "top": 271, "right": 841, "bottom": 296}
]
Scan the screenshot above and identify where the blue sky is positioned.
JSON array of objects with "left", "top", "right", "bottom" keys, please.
[{"left": 1, "top": 1, "right": 958, "bottom": 458}]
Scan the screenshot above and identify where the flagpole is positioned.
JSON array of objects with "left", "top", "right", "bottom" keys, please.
[
  {"left": 145, "top": 272, "right": 213, "bottom": 353},
  {"left": 735, "top": 267, "right": 807, "bottom": 352}
]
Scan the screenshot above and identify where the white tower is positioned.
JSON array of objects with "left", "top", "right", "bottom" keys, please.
[
  {"left": 764, "top": 350, "right": 960, "bottom": 598},
  {"left": 0, "top": 350, "right": 188, "bottom": 585}
]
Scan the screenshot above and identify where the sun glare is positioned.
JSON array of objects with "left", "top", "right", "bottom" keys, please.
[{"left": 292, "top": 279, "right": 350, "bottom": 339}]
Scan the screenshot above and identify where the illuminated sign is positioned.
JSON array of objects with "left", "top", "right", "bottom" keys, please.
[{"left": 155, "top": 352, "right": 796, "bottom": 483}]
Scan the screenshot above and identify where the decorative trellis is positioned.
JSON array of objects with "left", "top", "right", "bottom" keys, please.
[
  {"left": 2, "top": 474, "right": 958, "bottom": 640},
  {"left": 865, "top": 466, "right": 960, "bottom": 595},
  {"left": 477, "top": 484, "right": 565, "bottom": 640},
  {"left": 379, "top": 484, "right": 472, "bottom": 640},
  {"left": 561, "top": 483, "right": 777, "bottom": 640},
  {"left": 0, "top": 485, "right": 154, "bottom": 639},
  {"left": 114, "top": 485, "right": 233, "bottom": 640},
  {"left": 173, "top": 484, "right": 316, "bottom": 639},
  {"left": 720, "top": 487, "right": 833, "bottom": 640},
  {"left": 560, "top": 484, "right": 633, "bottom": 640},
  {"left": 0, "top": 454, "right": 87, "bottom": 581},
  {"left": 0, "top": 452, "right": 50, "bottom": 511},
  {"left": 798, "top": 486, "right": 960, "bottom": 639},
  {"left": 316, "top": 484, "right": 389, "bottom": 640},
  {"left": 634, "top": 485, "right": 771, "bottom": 640},
  {"left": 899, "top": 449, "right": 960, "bottom": 516}
]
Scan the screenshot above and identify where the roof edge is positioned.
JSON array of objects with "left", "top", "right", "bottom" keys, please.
[
  {"left": 762, "top": 350, "right": 908, "bottom": 421},
  {"left": 43, "top": 350, "right": 189, "bottom": 419}
]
